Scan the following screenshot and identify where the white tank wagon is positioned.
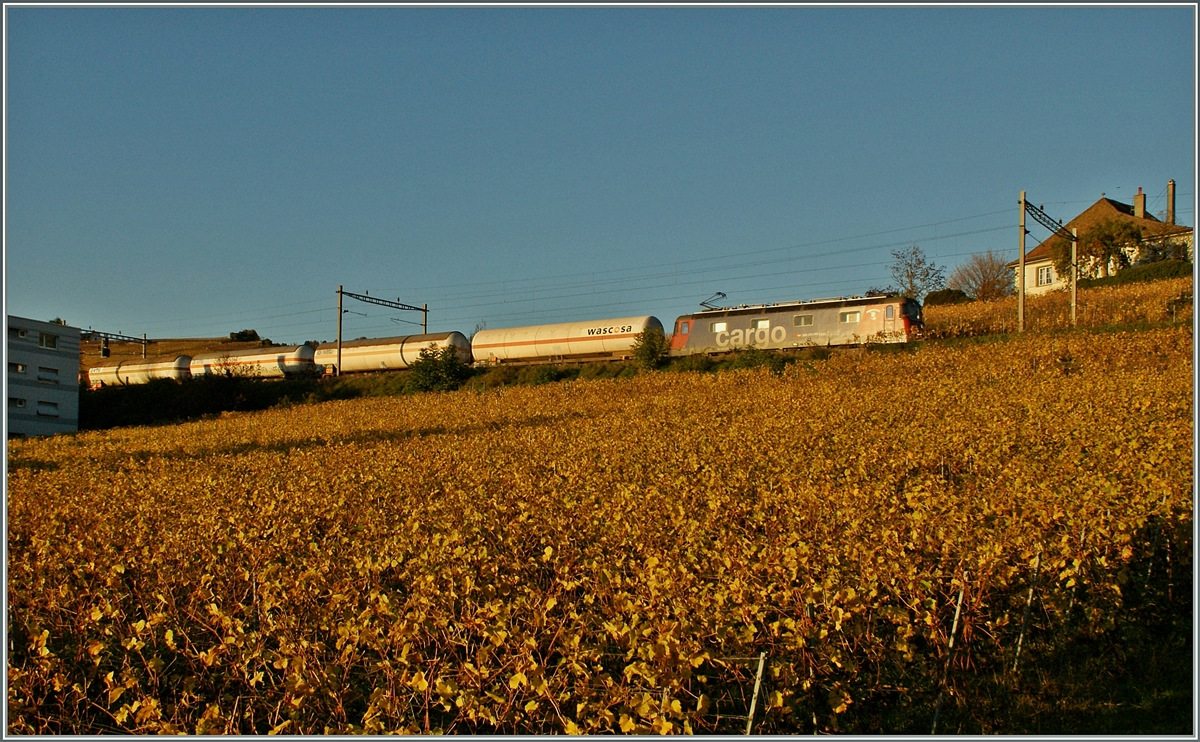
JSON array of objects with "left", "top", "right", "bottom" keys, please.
[
  {"left": 87, "top": 355, "right": 193, "bottom": 388},
  {"left": 313, "top": 332, "right": 471, "bottom": 375},
  {"left": 188, "top": 345, "right": 316, "bottom": 379},
  {"left": 470, "top": 316, "right": 664, "bottom": 365}
]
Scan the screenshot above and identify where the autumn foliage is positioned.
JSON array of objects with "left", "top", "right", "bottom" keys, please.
[
  {"left": 6, "top": 325, "right": 1193, "bottom": 733},
  {"left": 923, "top": 276, "right": 1192, "bottom": 338}
]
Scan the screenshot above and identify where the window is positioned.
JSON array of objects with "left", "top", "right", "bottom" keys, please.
[
  {"left": 710, "top": 321, "right": 727, "bottom": 333},
  {"left": 8, "top": 362, "right": 27, "bottom": 374},
  {"left": 839, "top": 311, "right": 861, "bottom": 324},
  {"left": 36, "top": 401, "right": 59, "bottom": 417},
  {"left": 37, "top": 367, "right": 60, "bottom": 384},
  {"left": 8, "top": 328, "right": 28, "bottom": 340},
  {"left": 39, "top": 333, "right": 58, "bottom": 349},
  {"left": 1037, "top": 266, "right": 1056, "bottom": 286},
  {"left": 8, "top": 397, "right": 26, "bottom": 409},
  {"left": 886, "top": 306, "right": 894, "bottom": 319},
  {"left": 679, "top": 322, "right": 690, "bottom": 335},
  {"left": 793, "top": 314, "right": 814, "bottom": 327},
  {"left": 751, "top": 319, "right": 770, "bottom": 330}
]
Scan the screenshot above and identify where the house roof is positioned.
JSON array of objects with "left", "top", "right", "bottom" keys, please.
[{"left": 1008, "top": 195, "right": 1194, "bottom": 267}]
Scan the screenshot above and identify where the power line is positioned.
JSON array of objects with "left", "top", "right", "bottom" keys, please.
[{"left": 378, "top": 208, "right": 1014, "bottom": 298}]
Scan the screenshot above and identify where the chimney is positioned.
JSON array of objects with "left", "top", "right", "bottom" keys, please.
[
  {"left": 1167, "top": 179, "right": 1175, "bottom": 224},
  {"left": 1134, "top": 187, "right": 1146, "bottom": 219}
]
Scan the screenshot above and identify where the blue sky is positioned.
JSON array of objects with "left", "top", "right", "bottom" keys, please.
[{"left": 5, "top": 6, "right": 1195, "bottom": 344}]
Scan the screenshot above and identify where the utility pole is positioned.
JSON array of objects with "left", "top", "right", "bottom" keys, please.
[
  {"left": 1071, "top": 228, "right": 1078, "bottom": 327},
  {"left": 83, "top": 330, "right": 151, "bottom": 359},
  {"left": 1018, "top": 191, "right": 1027, "bottom": 333},
  {"left": 1021, "top": 198, "right": 1079, "bottom": 329},
  {"left": 336, "top": 285, "right": 344, "bottom": 377},
  {"left": 335, "top": 287, "right": 429, "bottom": 377}
]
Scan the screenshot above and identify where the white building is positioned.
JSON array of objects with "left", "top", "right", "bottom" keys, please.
[
  {"left": 1009, "top": 181, "right": 1193, "bottom": 296},
  {"left": 7, "top": 316, "right": 81, "bottom": 438}
]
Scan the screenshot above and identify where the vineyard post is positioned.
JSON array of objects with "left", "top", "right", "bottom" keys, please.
[
  {"left": 931, "top": 573, "right": 966, "bottom": 735},
  {"left": 1144, "top": 493, "right": 1168, "bottom": 590},
  {"left": 1067, "top": 525, "right": 1085, "bottom": 616},
  {"left": 1011, "top": 553, "right": 1041, "bottom": 674},
  {"left": 743, "top": 651, "right": 767, "bottom": 735}
]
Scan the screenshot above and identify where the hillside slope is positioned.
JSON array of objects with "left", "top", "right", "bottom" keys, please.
[{"left": 8, "top": 325, "right": 1192, "bottom": 734}]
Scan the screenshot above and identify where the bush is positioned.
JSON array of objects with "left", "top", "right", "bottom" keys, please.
[
  {"left": 924, "top": 288, "right": 973, "bottom": 306},
  {"left": 631, "top": 327, "right": 670, "bottom": 370},
  {"left": 1078, "top": 260, "right": 1193, "bottom": 289},
  {"left": 228, "top": 329, "right": 260, "bottom": 342},
  {"left": 726, "top": 347, "right": 786, "bottom": 376},
  {"left": 671, "top": 354, "right": 715, "bottom": 374},
  {"left": 406, "top": 346, "right": 472, "bottom": 393},
  {"left": 529, "top": 366, "right": 562, "bottom": 386}
]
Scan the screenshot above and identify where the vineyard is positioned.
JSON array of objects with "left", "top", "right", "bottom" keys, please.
[
  {"left": 6, "top": 324, "right": 1193, "bottom": 734},
  {"left": 923, "top": 275, "right": 1192, "bottom": 338}
]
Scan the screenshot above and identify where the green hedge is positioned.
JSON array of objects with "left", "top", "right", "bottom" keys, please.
[{"left": 1078, "top": 259, "right": 1193, "bottom": 289}]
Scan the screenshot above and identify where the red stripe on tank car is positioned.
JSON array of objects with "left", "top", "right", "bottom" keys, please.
[{"left": 471, "top": 332, "right": 641, "bottom": 350}]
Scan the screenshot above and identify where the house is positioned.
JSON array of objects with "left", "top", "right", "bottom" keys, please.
[
  {"left": 1010, "top": 180, "right": 1194, "bottom": 296},
  {"left": 6, "top": 315, "right": 82, "bottom": 438}
]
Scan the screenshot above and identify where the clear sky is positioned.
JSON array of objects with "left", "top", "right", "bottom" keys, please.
[{"left": 4, "top": 6, "right": 1196, "bottom": 344}]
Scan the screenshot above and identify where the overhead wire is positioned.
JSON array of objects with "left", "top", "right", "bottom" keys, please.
[{"left": 376, "top": 208, "right": 1015, "bottom": 301}]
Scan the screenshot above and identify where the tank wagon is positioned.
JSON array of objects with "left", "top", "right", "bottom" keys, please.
[
  {"left": 88, "top": 355, "right": 192, "bottom": 388},
  {"left": 669, "top": 295, "right": 921, "bottom": 355},
  {"left": 314, "top": 332, "right": 471, "bottom": 375},
  {"left": 471, "top": 316, "right": 664, "bottom": 365},
  {"left": 188, "top": 345, "right": 316, "bottom": 378}
]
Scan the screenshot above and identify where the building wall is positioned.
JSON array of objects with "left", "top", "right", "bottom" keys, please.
[
  {"left": 7, "top": 316, "right": 81, "bottom": 437},
  {"left": 1014, "top": 260, "right": 1065, "bottom": 297}
]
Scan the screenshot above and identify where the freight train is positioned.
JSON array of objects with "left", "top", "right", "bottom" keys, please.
[{"left": 86, "top": 294, "right": 921, "bottom": 388}]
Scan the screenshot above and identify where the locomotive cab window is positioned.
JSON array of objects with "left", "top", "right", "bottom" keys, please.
[
  {"left": 679, "top": 321, "right": 690, "bottom": 335},
  {"left": 710, "top": 321, "right": 727, "bottom": 333},
  {"left": 886, "top": 306, "right": 894, "bottom": 319},
  {"left": 751, "top": 319, "right": 770, "bottom": 330},
  {"left": 839, "top": 311, "right": 861, "bottom": 324},
  {"left": 793, "top": 314, "right": 814, "bottom": 327}
]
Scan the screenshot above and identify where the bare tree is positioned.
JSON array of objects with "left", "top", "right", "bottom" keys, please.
[
  {"left": 889, "top": 244, "right": 946, "bottom": 302},
  {"left": 947, "top": 250, "right": 1015, "bottom": 302}
]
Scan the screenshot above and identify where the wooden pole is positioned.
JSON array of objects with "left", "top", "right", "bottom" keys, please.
[
  {"left": 931, "top": 574, "right": 967, "bottom": 734},
  {"left": 422, "top": 303, "right": 428, "bottom": 335},
  {"left": 1071, "top": 228, "right": 1078, "bottom": 326},
  {"left": 1019, "top": 191, "right": 1027, "bottom": 333},
  {"left": 1012, "top": 553, "right": 1041, "bottom": 673},
  {"left": 744, "top": 651, "right": 767, "bottom": 735},
  {"left": 336, "top": 285, "right": 343, "bottom": 377}
]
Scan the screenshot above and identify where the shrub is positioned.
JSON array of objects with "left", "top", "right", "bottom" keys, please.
[
  {"left": 406, "top": 346, "right": 472, "bottom": 393},
  {"left": 631, "top": 327, "right": 670, "bottom": 370},
  {"left": 924, "top": 288, "right": 973, "bottom": 306},
  {"left": 228, "top": 329, "right": 260, "bottom": 342},
  {"left": 726, "top": 347, "right": 786, "bottom": 376},
  {"left": 672, "top": 353, "right": 715, "bottom": 374},
  {"left": 1078, "top": 260, "right": 1193, "bottom": 289}
]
